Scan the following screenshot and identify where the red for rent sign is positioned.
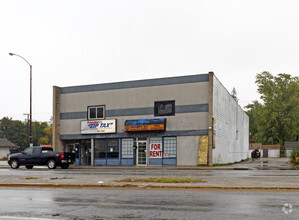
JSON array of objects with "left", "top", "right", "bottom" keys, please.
[{"left": 150, "top": 143, "right": 162, "bottom": 158}]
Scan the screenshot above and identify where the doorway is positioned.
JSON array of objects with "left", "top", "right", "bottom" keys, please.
[
  {"left": 80, "top": 140, "right": 91, "bottom": 165},
  {"left": 263, "top": 149, "right": 268, "bottom": 158},
  {"left": 137, "top": 140, "right": 147, "bottom": 166},
  {"left": 66, "top": 143, "right": 79, "bottom": 165}
]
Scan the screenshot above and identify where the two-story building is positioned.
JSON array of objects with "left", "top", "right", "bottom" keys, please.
[{"left": 52, "top": 72, "right": 249, "bottom": 166}]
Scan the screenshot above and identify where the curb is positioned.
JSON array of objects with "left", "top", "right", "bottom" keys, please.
[
  {"left": 1, "top": 183, "right": 299, "bottom": 190},
  {"left": 0, "top": 165, "right": 251, "bottom": 170}
]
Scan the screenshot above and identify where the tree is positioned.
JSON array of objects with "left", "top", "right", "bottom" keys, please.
[
  {"left": 0, "top": 117, "right": 52, "bottom": 150},
  {"left": 38, "top": 125, "right": 52, "bottom": 145},
  {"left": 245, "top": 101, "right": 262, "bottom": 141},
  {"left": 231, "top": 87, "right": 239, "bottom": 102},
  {"left": 245, "top": 72, "right": 299, "bottom": 146},
  {"left": 0, "top": 117, "right": 28, "bottom": 148},
  {"left": 32, "top": 121, "right": 48, "bottom": 146}
]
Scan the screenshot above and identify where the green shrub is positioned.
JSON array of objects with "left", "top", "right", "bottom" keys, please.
[{"left": 291, "top": 146, "right": 299, "bottom": 161}]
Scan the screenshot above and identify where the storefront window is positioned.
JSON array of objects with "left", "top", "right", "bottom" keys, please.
[
  {"left": 164, "top": 137, "right": 177, "bottom": 158},
  {"left": 122, "top": 139, "right": 134, "bottom": 158},
  {"left": 94, "top": 139, "right": 106, "bottom": 158},
  {"left": 107, "top": 139, "right": 119, "bottom": 158}
]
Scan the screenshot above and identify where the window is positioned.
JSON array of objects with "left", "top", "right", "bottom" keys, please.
[
  {"left": 154, "top": 100, "right": 175, "bottom": 116},
  {"left": 164, "top": 137, "right": 177, "bottom": 158},
  {"left": 94, "top": 139, "right": 106, "bottom": 158},
  {"left": 33, "top": 148, "right": 40, "bottom": 154},
  {"left": 88, "top": 106, "right": 105, "bottom": 119},
  {"left": 122, "top": 139, "right": 134, "bottom": 158},
  {"left": 107, "top": 139, "right": 119, "bottom": 158},
  {"left": 94, "top": 139, "right": 120, "bottom": 159},
  {"left": 23, "top": 147, "right": 33, "bottom": 154}
]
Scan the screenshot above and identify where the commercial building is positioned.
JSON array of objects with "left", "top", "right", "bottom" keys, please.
[{"left": 52, "top": 72, "right": 249, "bottom": 166}]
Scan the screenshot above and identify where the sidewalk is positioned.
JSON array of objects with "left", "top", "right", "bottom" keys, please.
[
  {"left": 0, "top": 157, "right": 296, "bottom": 170},
  {"left": 1, "top": 159, "right": 298, "bottom": 190}
]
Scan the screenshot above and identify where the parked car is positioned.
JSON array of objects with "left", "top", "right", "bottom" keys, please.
[{"left": 8, "top": 146, "right": 75, "bottom": 169}]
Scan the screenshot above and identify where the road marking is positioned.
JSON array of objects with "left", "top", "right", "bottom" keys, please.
[{"left": 282, "top": 203, "right": 293, "bottom": 214}]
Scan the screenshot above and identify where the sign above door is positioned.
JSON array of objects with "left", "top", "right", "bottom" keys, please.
[{"left": 124, "top": 118, "right": 166, "bottom": 132}]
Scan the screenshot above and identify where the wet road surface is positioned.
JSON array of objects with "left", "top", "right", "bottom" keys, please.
[
  {"left": 1, "top": 167, "right": 299, "bottom": 177},
  {"left": 0, "top": 187, "right": 298, "bottom": 219}
]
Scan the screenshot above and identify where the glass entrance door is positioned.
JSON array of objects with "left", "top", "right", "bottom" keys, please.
[
  {"left": 80, "top": 141, "right": 91, "bottom": 165},
  {"left": 137, "top": 141, "right": 147, "bottom": 166}
]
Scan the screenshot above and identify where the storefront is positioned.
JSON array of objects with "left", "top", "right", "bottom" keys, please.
[{"left": 66, "top": 118, "right": 177, "bottom": 166}]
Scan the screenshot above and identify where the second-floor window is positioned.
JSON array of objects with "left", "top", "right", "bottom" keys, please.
[
  {"left": 88, "top": 106, "right": 105, "bottom": 120},
  {"left": 154, "top": 100, "right": 175, "bottom": 116}
]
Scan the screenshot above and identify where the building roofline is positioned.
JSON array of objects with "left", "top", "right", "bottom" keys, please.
[
  {"left": 0, "top": 138, "right": 17, "bottom": 147},
  {"left": 59, "top": 73, "right": 210, "bottom": 94}
]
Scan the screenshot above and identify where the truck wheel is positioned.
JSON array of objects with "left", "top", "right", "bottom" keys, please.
[
  {"left": 61, "top": 164, "right": 69, "bottom": 169},
  {"left": 25, "top": 165, "right": 34, "bottom": 169},
  {"left": 47, "top": 159, "right": 57, "bottom": 169},
  {"left": 10, "top": 159, "right": 19, "bottom": 169}
]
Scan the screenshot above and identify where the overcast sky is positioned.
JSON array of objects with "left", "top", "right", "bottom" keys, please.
[{"left": 1, "top": 0, "right": 298, "bottom": 122}]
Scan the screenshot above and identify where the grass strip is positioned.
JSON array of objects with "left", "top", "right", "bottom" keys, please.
[
  {"left": 213, "top": 163, "right": 234, "bottom": 166},
  {"left": 115, "top": 177, "right": 205, "bottom": 183}
]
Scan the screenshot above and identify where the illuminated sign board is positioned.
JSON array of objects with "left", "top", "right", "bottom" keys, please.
[
  {"left": 124, "top": 118, "right": 166, "bottom": 132},
  {"left": 81, "top": 119, "right": 116, "bottom": 134}
]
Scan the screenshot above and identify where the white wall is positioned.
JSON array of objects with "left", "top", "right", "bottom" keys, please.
[
  {"left": 212, "top": 75, "right": 250, "bottom": 164},
  {"left": 0, "top": 147, "right": 9, "bottom": 159},
  {"left": 261, "top": 149, "right": 280, "bottom": 158}
]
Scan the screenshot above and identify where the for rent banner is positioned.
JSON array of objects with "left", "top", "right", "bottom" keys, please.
[
  {"left": 150, "top": 140, "right": 162, "bottom": 158},
  {"left": 81, "top": 119, "right": 116, "bottom": 134}
]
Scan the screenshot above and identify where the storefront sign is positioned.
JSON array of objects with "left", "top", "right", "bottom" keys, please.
[
  {"left": 124, "top": 118, "right": 166, "bottom": 132},
  {"left": 150, "top": 143, "right": 162, "bottom": 158},
  {"left": 81, "top": 119, "right": 116, "bottom": 134}
]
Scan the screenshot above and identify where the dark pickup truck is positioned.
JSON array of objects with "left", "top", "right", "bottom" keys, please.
[{"left": 8, "top": 146, "right": 75, "bottom": 169}]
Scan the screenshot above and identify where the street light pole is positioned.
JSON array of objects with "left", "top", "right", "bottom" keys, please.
[{"left": 9, "top": 53, "right": 33, "bottom": 147}]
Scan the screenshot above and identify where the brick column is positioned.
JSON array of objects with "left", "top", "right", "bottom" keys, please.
[{"left": 52, "top": 86, "right": 64, "bottom": 152}]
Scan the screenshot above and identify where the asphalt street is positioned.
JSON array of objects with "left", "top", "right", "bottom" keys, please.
[
  {"left": 0, "top": 188, "right": 298, "bottom": 219},
  {"left": 0, "top": 158, "right": 298, "bottom": 219}
]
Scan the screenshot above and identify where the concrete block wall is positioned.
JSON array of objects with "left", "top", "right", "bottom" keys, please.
[
  {"left": 57, "top": 76, "right": 210, "bottom": 137},
  {"left": 177, "top": 136, "right": 200, "bottom": 166},
  {"left": 212, "top": 75, "right": 250, "bottom": 164}
]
